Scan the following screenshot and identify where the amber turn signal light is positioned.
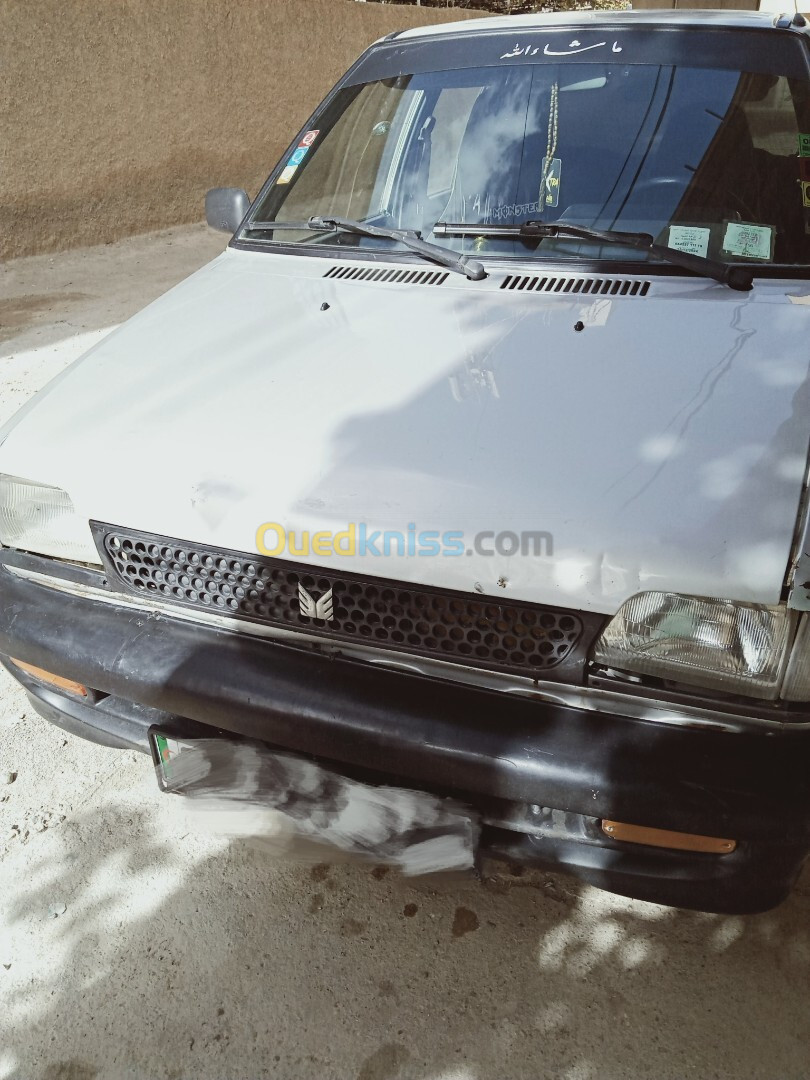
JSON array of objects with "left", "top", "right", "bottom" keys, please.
[
  {"left": 601, "top": 819, "right": 736, "bottom": 854},
  {"left": 10, "top": 658, "right": 88, "bottom": 698}
]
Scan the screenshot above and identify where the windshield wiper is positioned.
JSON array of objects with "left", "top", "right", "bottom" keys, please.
[
  {"left": 433, "top": 221, "right": 753, "bottom": 292},
  {"left": 244, "top": 216, "right": 487, "bottom": 281}
]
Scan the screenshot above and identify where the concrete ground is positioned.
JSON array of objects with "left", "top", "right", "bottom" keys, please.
[{"left": 1, "top": 226, "right": 809, "bottom": 1080}]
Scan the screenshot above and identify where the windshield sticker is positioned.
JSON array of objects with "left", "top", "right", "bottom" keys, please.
[
  {"left": 501, "top": 42, "right": 540, "bottom": 59},
  {"left": 542, "top": 157, "right": 562, "bottom": 208},
  {"left": 500, "top": 39, "right": 622, "bottom": 60},
  {"left": 299, "top": 130, "right": 320, "bottom": 148},
  {"left": 276, "top": 165, "right": 298, "bottom": 185},
  {"left": 491, "top": 199, "right": 542, "bottom": 221},
  {"left": 799, "top": 158, "right": 810, "bottom": 182},
  {"left": 799, "top": 133, "right": 810, "bottom": 157},
  {"left": 721, "top": 221, "right": 774, "bottom": 261},
  {"left": 288, "top": 147, "right": 309, "bottom": 167},
  {"left": 802, "top": 182, "right": 810, "bottom": 208},
  {"left": 667, "top": 226, "right": 710, "bottom": 259}
]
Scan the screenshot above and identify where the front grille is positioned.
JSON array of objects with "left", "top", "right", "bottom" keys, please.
[{"left": 93, "top": 525, "right": 598, "bottom": 682}]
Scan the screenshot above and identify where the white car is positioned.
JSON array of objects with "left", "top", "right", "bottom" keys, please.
[{"left": 2, "top": 9, "right": 810, "bottom": 911}]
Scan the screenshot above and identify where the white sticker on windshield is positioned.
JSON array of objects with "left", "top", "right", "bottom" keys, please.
[
  {"left": 667, "top": 226, "right": 710, "bottom": 259},
  {"left": 721, "top": 221, "right": 774, "bottom": 261}
]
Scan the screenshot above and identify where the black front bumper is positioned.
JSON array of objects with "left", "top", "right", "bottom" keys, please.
[{"left": 2, "top": 556, "right": 810, "bottom": 913}]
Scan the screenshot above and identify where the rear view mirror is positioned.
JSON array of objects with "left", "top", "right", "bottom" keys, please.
[{"left": 205, "top": 188, "right": 250, "bottom": 234}]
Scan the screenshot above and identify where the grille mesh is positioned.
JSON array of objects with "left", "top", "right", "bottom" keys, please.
[
  {"left": 500, "top": 275, "right": 650, "bottom": 296},
  {"left": 96, "top": 527, "right": 587, "bottom": 678}
]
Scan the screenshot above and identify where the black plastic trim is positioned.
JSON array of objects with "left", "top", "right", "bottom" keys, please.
[
  {"left": 2, "top": 559, "right": 810, "bottom": 836},
  {"left": 587, "top": 671, "right": 810, "bottom": 725},
  {"left": 91, "top": 522, "right": 602, "bottom": 685},
  {"left": 484, "top": 827, "right": 807, "bottom": 915},
  {"left": 14, "top": 664, "right": 802, "bottom": 912},
  {"left": 0, "top": 547, "right": 107, "bottom": 588},
  {"left": 3, "top": 561, "right": 810, "bottom": 912},
  {"left": 5, "top": 548, "right": 810, "bottom": 914},
  {"left": 5, "top": 547, "right": 808, "bottom": 726}
]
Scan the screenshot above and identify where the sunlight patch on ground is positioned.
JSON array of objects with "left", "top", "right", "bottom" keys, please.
[{"left": 0, "top": 772, "right": 223, "bottom": 1033}]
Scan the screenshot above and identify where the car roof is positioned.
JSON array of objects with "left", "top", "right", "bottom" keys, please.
[{"left": 393, "top": 9, "right": 808, "bottom": 42}]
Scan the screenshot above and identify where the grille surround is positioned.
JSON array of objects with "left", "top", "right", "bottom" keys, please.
[{"left": 93, "top": 524, "right": 600, "bottom": 684}]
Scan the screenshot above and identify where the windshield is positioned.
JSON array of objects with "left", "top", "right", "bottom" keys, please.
[{"left": 246, "top": 45, "right": 810, "bottom": 269}]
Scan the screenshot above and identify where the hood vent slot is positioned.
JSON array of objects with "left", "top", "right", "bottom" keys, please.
[
  {"left": 501, "top": 275, "right": 650, "bottom": 297},
  {"left": 323, "top": 265, "right": 449, "bottom": 286}
]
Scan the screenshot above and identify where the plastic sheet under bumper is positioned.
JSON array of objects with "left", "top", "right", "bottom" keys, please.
[{"left": 150, "top": 730, "right": 478, "bottom": 875}]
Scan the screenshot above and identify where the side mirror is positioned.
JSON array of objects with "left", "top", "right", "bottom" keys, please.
[{"left": 205, "top": 188, "right": 250, "bottom": 234}]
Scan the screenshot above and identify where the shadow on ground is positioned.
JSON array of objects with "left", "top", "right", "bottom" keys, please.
[{"left": 1, "top": 756, "right": 809, "bottom": 1080}]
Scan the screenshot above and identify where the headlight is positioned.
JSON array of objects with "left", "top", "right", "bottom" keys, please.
[
  {"left": 0, "top": 474, "right": 100, "bottom": 564},
  {"left": 593, "top": 591, "right": 792, "bottom": 700}
]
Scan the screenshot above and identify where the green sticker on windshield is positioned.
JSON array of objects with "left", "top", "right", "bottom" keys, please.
[
  {"left": 799, "top": 134, "right": 810, "bottom": 157},
  {"left": 722, "top": 221, "right": 774, "bottom": 261}
]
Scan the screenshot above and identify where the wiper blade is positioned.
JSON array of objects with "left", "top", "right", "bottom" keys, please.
[
  {"left": 244, "top": 216, "right": 487, "bottom": 281},
  {"left": 434, "top": 221, "right": 753, "bottom": 292}
]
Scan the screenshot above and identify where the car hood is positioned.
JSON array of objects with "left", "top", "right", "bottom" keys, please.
[{"left": 2, "top": 247, "right": 809, "bottom": 615}]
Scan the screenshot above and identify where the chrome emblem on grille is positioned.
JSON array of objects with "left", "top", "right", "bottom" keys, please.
[{"left": 297, "top": 583, "right": 334, "bottom": 621}]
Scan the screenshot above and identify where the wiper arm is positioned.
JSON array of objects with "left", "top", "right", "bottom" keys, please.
[
  {"left": 311, "top": 216, "right": 487, "bottom": 281},
  {"left": 434, "top": 221, "right": 753, "bottom": 292},
  {"left": 244, "top": 216, "right": 487, "bottom": 281}
]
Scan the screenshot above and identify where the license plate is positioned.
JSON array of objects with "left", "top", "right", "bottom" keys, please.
[{"left": 148, "top": 728, "right": 477, "bottom": 875}]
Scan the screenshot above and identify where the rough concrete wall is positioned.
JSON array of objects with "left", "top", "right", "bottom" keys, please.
[{"left": 0, "top": 0, "right": 484, "bottom": 259}]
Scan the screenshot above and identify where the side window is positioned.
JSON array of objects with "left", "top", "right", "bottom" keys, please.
[{"left": 427, "top": 87, "right": 483, "bottom": 197}]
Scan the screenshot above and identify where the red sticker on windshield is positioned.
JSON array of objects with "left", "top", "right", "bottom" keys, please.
[
  {"left": 799, "top": 158, "right": 810, "bottom": 182},
  {"left": 299, "top": 130, "right": 320, "bottom": 149}
]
